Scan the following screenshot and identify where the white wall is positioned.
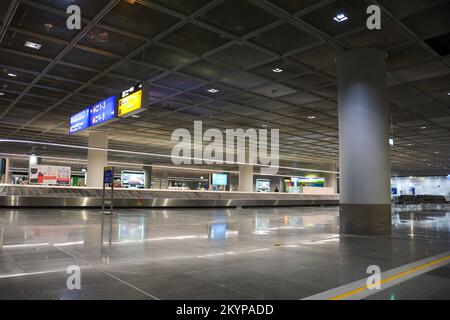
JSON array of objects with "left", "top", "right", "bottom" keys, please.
[{"left": 391, "top": 176, "right": 450, "bottom": 200}]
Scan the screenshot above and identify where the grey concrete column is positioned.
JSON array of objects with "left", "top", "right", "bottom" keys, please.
[
  {"left": 143, "top": 165, "right": 152, "bottom": 189},
  {"left": 239, "top": 164, "right": 253, "bottom": 192},
  {"left": 86, "top": 132, "right": 108, "bottom": 188},
  {"left": 337, "top": 49, "right": 391, "bottom": 236},
  {"left": 29, "top": 154, "right": 41, "bottom": 166},
  {"left": 1, "top": 158, "right": 11, "bottom": 184},
  {"left": 323, "top": 162, "right": 338, "bottom": 193}
]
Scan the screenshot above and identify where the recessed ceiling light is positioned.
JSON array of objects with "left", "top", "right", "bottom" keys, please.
[
  {"left": 131, "top": 114, "right": 140, "bottom": 118},
  {"left": 261, "top": 124, "right": 268, "bottom": 127},
  {"left": 333, "top": 13, "right": 348, "bottom": 23},
  {"left": 24, "top": 41, "right": 42, "bottom": 50},
  {"left": 307, "top": 115, "right": 316, "bottom": 119},
  {"left": 0, "top": 92, "right": 4, "bottom": 96},
  {"left": 389, "top": 138, "right": 394, "bottom": 146},
  {"left": 7, "top": 73, "right": 17, "bottom": 77},
  {"left": 81, "top": 169, "right": 87, "bottom": 172},
  {"left": 434, "top": 151, "right": 440, "bottom": 154},
  {"left": 406, "top": 143, "right": 412, "bottom": 146},
  {"left": 207, "top": 88, "right": 219, "bottom": 93},
  {"left": 44, "top": 23, "right": 53, "bottom": 31},
  {"left": 420, "top": 126, "right": 427, "bottom": 129},
  {"left": 272, "top": 68, "right": 283, "bottom": 73},
  {"left": 447, "top": 91, "right": 450, "bottom": 96}
]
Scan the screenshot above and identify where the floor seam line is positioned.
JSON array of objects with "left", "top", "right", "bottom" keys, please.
[{"left": 52, "top": 244, "right": 160, "bottom": 300}]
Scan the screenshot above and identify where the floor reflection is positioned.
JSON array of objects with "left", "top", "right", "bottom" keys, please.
[{"left": 0, "top": 206, "right": 448, "bottom": 300}]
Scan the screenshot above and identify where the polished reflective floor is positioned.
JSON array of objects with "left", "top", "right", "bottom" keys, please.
[{"left": 0, "top": 206, "right": 449, "bottom": 300}]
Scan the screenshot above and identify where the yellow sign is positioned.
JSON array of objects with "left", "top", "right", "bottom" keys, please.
[{"left": 118, "top": 90, "right": 142, "bottom": 117}]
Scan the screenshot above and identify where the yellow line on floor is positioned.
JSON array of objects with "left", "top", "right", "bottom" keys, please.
[{"left": 330, "top": 255, "right": 450, "bottom": 300}]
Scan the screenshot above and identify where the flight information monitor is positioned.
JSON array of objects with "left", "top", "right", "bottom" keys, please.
[{"left": 212, "top": 173, "right": 228, "bottom": 186}]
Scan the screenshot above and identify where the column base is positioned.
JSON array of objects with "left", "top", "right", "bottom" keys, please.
[{"left": 339, "top": 204, "right": 391, "bottom": 236}]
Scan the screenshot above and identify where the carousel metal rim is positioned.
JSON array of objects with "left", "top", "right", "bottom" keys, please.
[{"left": 0, "top": 196, "right": 339, "bottom": 208}]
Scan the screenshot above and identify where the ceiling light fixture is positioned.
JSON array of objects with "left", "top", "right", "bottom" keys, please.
[
  {"left": 207, "top": 88, "right": 219, "bottom": 93},
  {"left": 389, "top": 138, "right": 394, "bottom": 146},
  {"left": 7, "top": 73, "right": 17, "bottom": 77},
  {"left": 307, "top": 115, "right": 316, "bottom": 119},
  {"left": 131, "top": 115, "right": 140, "bottom": 118},
  {"left": 0, "top": 92, "right": 4, "bottom": 96},
  {"left": 333, "top": 13, "right": 348, "bottom": 23},
  {"left": 272, "top": 68, "right": 283, "bottom": 73},
  {"left": 24, "top": 41, "right": 42, "bottom": 50},
  {"left": 1, "top": 139, "right": 341, "bottom": 175},
  {"left": 44, "top": 23, "right": 53, "bottom": 31},
  {"left": 420, "top": 126, "right": 427, "bottom": 129}
]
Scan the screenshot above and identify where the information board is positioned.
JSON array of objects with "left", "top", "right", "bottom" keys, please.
[
  {"left": 69, "top": 96, "right": 117, "bottom": 134},
  {"left": 69, "top": 108, "right": 90, "bottom": 134},
  {"left": 118, "top": 83, "right": 146, "bottom": 117},
  {"left": 104, "top": 167, "right": 114, "bottom": 184},
  {"left": 90, "top": 96, "right": 116, "bottom": 126},
  {"left": 69, "top": 83, "right": 148, "bottom": 134}
]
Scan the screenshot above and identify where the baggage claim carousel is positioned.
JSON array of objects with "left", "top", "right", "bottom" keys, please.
[{"left": 0, "top": 185, "right": 339, "bottom": 208}]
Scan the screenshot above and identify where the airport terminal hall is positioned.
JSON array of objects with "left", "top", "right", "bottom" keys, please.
[{"left": 0, "top": 0, "right": 450, "bottom": 307}]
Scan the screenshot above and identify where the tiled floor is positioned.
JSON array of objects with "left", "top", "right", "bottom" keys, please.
[{"left": 0, "top": 206, "right": 449, "bottom": 300}]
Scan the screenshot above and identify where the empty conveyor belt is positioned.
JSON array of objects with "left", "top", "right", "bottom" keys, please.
[{"left": 0, "top": 185, "right": 339, "bottom": 208}]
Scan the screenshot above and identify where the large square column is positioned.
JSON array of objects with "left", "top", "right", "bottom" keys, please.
[
  {"left": 239, "top": 164, "right": 253, "bottom": 192},
  {"left": 323, "top": 162, "right": 338, "bottom": 193},
  {"left": 86, "top": 132, "right": 108, "bottom": 188},
  {"left": 337, "top": 49, "right": 391, "bottom": 236},
  {"left": 1, "top": 157, "right": 11, "bottom": 184}
]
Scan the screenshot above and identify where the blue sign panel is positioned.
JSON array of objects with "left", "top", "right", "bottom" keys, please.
[
  {"left": 69, "top": 96, "right": 117, "bottom": 134},
  {"left": 104, "top": 167, "right": 113, "bottom": 184},
  {"left": 69, "top": 108, "right": 90, "bottom": 134},
  {"left": 90, "top": 96, "right": 116, "bottom": 126}
]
